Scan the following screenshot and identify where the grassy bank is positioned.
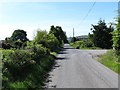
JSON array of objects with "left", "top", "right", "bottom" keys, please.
[{"left": 98, "top": 50, "right": 120, "bottom": 74}]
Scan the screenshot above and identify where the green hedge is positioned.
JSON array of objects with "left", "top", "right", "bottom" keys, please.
[
  {"left": 2, "top": 44, "right": 55, "bottom": 89},
  {"left": 70, "top": 40, "right": 94, "bottom": 49}
]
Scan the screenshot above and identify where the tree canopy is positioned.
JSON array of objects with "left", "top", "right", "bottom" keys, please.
[
  {"left": 11, "top": 29, "right": 28, "bottom": 42},
  {"left": 90, "top": 19, "right": 114, "bottom": 49},
  {"left": 49, "top": 25, "right": 68, "bottom": 46},
  {"left": 112, "top": 18, "right": 120, "bottom": 55}
]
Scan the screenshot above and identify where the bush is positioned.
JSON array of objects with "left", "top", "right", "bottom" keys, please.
[
  {"left": 74, "top": 40, "right": 93, "bottom": 48},
  {"left": 33, "top": 30, "right": 60, "bottom": 52},
  {"left": 112, "top": 26, "right": 120, "bottom": 55},
  {"left": 2, "top": 43, "right": 54, "bottom": 89},
  {"left": 70, "top": 40, "right": 95, "bottom": 49},
  {"left": 30, "top": 44, "right": 50, "bottom": 63},
  {"left": 26, "top": 42, "right": 50, "bottom": 56},
  {"left": 2, "top": 50, "right": 34, "bottom": 81},
  {"left": 85, "top": 40, "right": 94, "bottom": 47},
  {"left": 112, "top": 17, "right": 120, "bottom": 55},
  {"left": 2, "top": 42, "right": 14, "bottom": 49}
]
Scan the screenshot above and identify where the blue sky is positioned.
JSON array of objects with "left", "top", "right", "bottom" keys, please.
[{"left": 0, "top": 2, "right": 118, "bottom": 40}]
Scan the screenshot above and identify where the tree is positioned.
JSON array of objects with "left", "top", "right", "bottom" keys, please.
[
  {"left": 91, "top": 19, "right": 114, "bottom": 49},
  {"left": 56, "top": 26, "right": 68, "bottom": 43},
  {"left": 113, "top": 18, "right": 120, "bottom": 55},
  {"left": 11, "top": 29, "right": 28, "bottom": 42},
  {"left": 7, "top": 29, "right": 29, "bottom": 49},
  {"left": 33, "top": 29, "right": 59, "bottom": 52},
  {"left": 71, "top": 37, "right": 77, "bottom": 43},
  {"left": 47, "top": 33, "right": 59, "bottom": 52},
  {"left": 49, "top": 25, "right": 68, "bottom": 47}
]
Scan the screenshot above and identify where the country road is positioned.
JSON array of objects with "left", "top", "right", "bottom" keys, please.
[{"left": 46, "top": 44, "right": 118, "bottom": 88}]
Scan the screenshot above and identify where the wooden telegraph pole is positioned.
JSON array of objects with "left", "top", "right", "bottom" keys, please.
[
  {"left": 73, "top": 28, "right": 75, "bottom": 42},
  {"left": 73, "top": 28, "right": 74, "bottom": 38}
]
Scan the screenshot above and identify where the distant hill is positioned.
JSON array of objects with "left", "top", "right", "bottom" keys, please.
[
  {"left": 67, "top": 35, "right": 88, "bottom": 42},
  {"left": 76, "top": 35, "right": 88, "bottom": 41}
]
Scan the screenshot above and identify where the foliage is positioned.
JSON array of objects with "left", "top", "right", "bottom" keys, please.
[
  {"left": 90, "top": 19, "right": 114, "bottom": 49},
  {"left": 49, "top": 25, "right": 68, "bottom": 46},
  {"left": 34, "top": 29, "right": 60, "bottom": 52},
  {"left": 11, "top": 29, "right": 28, "bottom": 42},
  {"left": 2, "top": 44, "right": 55, "bottom": 89},
  {"left": 3, "top": 50, "right": 33, "bottom": 81},
  {"left": 71, "top": 37, "right": 77, "bottom": 43},
  {"left": 46, "top": 33, "right": 60, "bottom": 52},
  {"left": 34, "top": 30, "right": 47, "bottom": 44},
  {"left": 2, "top": 25, "right": 64, "bottom": 89},
  {"left": 70, "top": 40, "right": 94, "bottom": 49},
  {"left": 2, "top": 29, "right": 28, "bottom": 49},
  {"left": 2, "top": 42, "right": 13, "bottom": 49},
  {"left": 112, "top": 18, "right": 120, "bottom": 55}
]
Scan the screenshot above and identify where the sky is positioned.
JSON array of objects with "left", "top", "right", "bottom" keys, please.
[{"left": 0, "top": 1, "right": 118, "bottom": 40}]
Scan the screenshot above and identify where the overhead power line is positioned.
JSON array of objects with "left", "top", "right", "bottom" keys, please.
[
  {"left": 76, "top": 1, "right": 96, "bottom": 28},
  {"left": 73, "top": 2, "right": 96, "bottom": 37}
]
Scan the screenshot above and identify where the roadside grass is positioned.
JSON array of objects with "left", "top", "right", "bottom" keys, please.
[{"left": 98, "top": 50, "right": 120, "bottom": 74}]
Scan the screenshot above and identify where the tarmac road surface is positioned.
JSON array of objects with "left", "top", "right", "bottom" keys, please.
[{"left": 46, "top": 44, "right": 118, "bottom": 88}]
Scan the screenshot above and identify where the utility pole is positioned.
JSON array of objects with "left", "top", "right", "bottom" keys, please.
[
  {"left": 73, "top": 28, "right": 74, "bottom": 38},
  {"left": 73, "top": 28, "right": 75, "bottom": 42}
]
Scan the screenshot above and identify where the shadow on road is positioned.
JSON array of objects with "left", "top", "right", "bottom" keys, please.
[
  {"left": 58, "top": 46, "right": 74, "bottom": 54},
  {"left": 58, "top": 51, "right": 67, "bottom": 54},
  {"left": 56, "top": 57, "right": 67, "bottom": 60}
]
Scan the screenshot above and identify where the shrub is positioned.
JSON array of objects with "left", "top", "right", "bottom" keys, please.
[
  {"left": 47, "top": 33, "right": 59, "bottom": 52},
  {"left": 112, "top": 17, "right": 120, "bottom": 56},
  {"left": 2, "top": 43, "right": 54, "bottom": 89},
  {"left": 71, "top": 40, "right": 94, "bottom": 49},
  {"left": 112, "top": 26, "right": 120, "bottom": 55},
  {"left": 3, "top": 50, "right": 34, "bottom": 81}
]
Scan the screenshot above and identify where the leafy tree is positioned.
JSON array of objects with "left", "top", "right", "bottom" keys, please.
[
  {"left": 47, "top": 33, "right": 59, "bottom": 52},
  {"left": 71, "top": 37, "right": 77, "bottom": 43},
  {"left": 33, "top": 29, "right": 59, "bottom": 52},
  {"left": 49, "top": 25, "right": 68, "bottom": 47},
  {"left": 34, "top": 29, "right": 47, "bottom": 43},
  {"left": 113, "top": 18, "right": 120, "bottom": 55},
  {"left": 34, "top": 29, "right": 48, "bottom": 47},
  {"left": 90, "top": 19, "right": 114, "bottom": 49},
  {"left": 11, "top": 29, "right": 28, "bottom": 42},
  {"left": 9, "top": 29, "right": 29, "bottom": 49},
  {"left": 2, "top": 38, "right": 13, "bottom": 49},
  {"left": 34, "top": 30, "right": 48, "bottom": 47},
  {"left": 56, "top": 26, "right": 68, "bottom": 43},
  {"left": 49, "top": 25, "right": 62, "bottom": 46},
  {"left": 1, "top": 29, "right": 29, "bottom": 49}
]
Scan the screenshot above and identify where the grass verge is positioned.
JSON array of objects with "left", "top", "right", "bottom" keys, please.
[{"left": 98, "top": 50, "right": 120, "bottom": 74}]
